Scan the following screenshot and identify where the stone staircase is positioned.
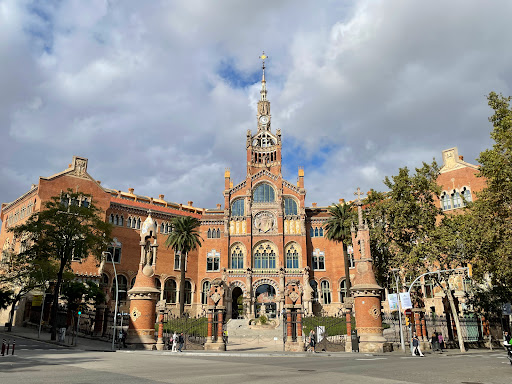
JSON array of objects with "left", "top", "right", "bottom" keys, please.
[{"left": 226, "top": 318, "right": 284, "bottom": 351}]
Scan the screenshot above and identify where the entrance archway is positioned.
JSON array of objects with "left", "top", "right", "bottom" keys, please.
[
  {"left": 231, "top": 287, "right": 243, "bottom": 319},
  {"left": 254, "top": 284, "right": 277, "bottom": 318}
]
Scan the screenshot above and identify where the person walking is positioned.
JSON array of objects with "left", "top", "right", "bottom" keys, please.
[
  {"left": 412, "top": 334, "right": 424, "bottom": 357},
  {"left": 171, "top": 332, "right": 178, "bottom": 352},
  {"left": 437, "top": 333, "right": 444, "bottom": 352},
  {"left": 431, "top": 331, "right": 439, "bottom": 352},
  {"left": 178, "top": 332, "right": 185, "bottom": 352},
  {"left": 309, "top": 330, "right": 316, "bottom": 353}
]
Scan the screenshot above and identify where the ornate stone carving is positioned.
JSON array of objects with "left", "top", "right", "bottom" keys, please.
[
  {"left": 369, "top": 304, "right": 380, "bottom": 319},
  {"left": 253, "top": 211, "right": 277, "bottom": 234},
  {"left": 356, "top": 327, "right": 384, "bottom": 334},
  {"left": 131, "top": 307, "right": 142, "bottom": 322}
]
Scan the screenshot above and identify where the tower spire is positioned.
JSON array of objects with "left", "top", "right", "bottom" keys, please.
[{"left": 259, "top": 51, "right": 268, "bottom": 101}]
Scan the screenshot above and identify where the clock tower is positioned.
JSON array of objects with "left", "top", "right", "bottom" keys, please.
[{"left": 246, "top": 52, "right": 282, "bottom": 176}]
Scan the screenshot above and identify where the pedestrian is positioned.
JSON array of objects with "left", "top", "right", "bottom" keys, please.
[
  {"left": 178, "top": 332, "right": 184, "bottom": 352},
  {"left": 121, "top": 330, "right": 127, "bottom": 348},
  {"left": 431, "top": 331, "right": 439, "bottom": 352},
  {"left": 438, "top": 333, "right": 444, "bottom": 351},
  {"left": 504, "top": 331, "right": 511, "bottom": 346},
  {"left": 171, "top": 332, "right": 178, "bottom": 352},
  {"left": 309, "top": 330, "right": 316, "bottom": 353},
  {"left": 223, "top": 329, "right": 228, "bottom": 344},
  {"left": 412, "top": 334, "right": 424, "bottom": 357}
]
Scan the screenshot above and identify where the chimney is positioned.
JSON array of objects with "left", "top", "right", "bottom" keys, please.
[
  {"left": 128, "top": 188, "right": 134, "bottom": 194},
  {"left": 225, "top": 168, "right": 231, "bottom": 190},
  {"left": 187, "top": 201, "right": 193, "bottom": 206},
  {"left": 298, "top": 167, "right": 304, "bottom": 189},
  {"left": 96, "top": 180, "right": 101, "bottom": 185},
  {"left": 159, "top": 194, "right": 165, "bottom": 199},
  {"left": 216, "top": 204, "right": 222, "bottom": 209},
  {"left": 459, "top": 155, "right": 464, "bottom": 161},
  {"left": 339, "top": 198, "right": 345, "bottom": 204},
  {"left": 312, "top": 203, "right": 317, "bottom": 208}
]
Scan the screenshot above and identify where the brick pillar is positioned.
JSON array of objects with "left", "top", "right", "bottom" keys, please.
[
  {"left": 207, "top": 311, "right": 213, "bottom": 340},
  {"left": 346, "top": 311, "right": 352, "bottom": 337},
  {"left": 156, "top": 310, "right": 165, "bottom": 350},
  {"left": 414, "top": 312, "right": 421, "bottom": 337},
  {"left": 287, "top": 311, "right": 292, "bottom": 338},
  {"left": 297, "top": 311, "right": 302, "bottom": 337},
  {"left": 421, "top": 316, "right": 427, "bottom": 340},
  {"left": 217, "top": 310, "right": 223, "bottom": 340}
]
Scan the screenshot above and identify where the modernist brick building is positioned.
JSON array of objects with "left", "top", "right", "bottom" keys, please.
[{"left": 0, "top": 61, "right": 485, "bottom": 332}]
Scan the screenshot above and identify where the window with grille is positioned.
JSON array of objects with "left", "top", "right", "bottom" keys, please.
[{"left": 253, "top": 243, "right": 276, "bottom": 269}]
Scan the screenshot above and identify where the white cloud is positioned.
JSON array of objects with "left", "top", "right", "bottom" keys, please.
[{"left": 1, "top": 0, "right": 512, "bottom": 211}]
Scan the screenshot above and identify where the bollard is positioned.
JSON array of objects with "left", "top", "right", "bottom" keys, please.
[
  {"left": 6, "top": 339, "right": 10, "bottom": 355},
  {"left": 11, "top": 340, "right": 15, "bottom": 355},
  {"left": 1, "top": 339, "right": 5, "bottom": 356}
]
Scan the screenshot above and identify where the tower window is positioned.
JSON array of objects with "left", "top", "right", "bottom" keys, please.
[
  {"left": 253, "top": 184, "right": 275, "bottom": 203},
  {"left": 201, "top": 281, "right": 211, "bottom": 305},
  {"left": 231, "top": 199, "right": 245, "bottom": 216},
  {"left": 230, "top": 245, "right": 244, "bottom": 269},
  {"left": 284, "top": 198, "right": 298, "bottom": 216}
]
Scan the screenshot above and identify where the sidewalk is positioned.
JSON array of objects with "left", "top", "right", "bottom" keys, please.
[{"left": 0, "top": 326, "right": 114, "bottom": 351}]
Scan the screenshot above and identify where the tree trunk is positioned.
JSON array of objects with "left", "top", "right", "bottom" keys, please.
[
  {"left": 445, "top": 286, "right": 465, "bottom": 353},
  {"left": 51, "top": 258, "right": 67, "bottom": 340},
  {"left": 179, "top": 252, "right": 186, "bottom": 317},
  {"left": 7, "top": 294, "right": 20, "bottom": 332},
  {"left": 342, "top": 243, "right": 351, "bottom": 297}
]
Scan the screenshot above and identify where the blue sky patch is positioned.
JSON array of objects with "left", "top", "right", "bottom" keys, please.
[{"left": 217, "top": 58, "right": 261, "bottom": 89}]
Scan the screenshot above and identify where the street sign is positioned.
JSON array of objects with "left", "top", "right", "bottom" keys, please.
[
  {"left": 399, "top": 292, "right": 413, "bottom": 309},
  {"left": 32, "top": 295, "right": 43, "bottom": 307},
  {"left": 404, "top": 308, "right": 412, "bottom": 316},
  {"left": 388, "top": 294, "right": 399, "bottom": 311}
]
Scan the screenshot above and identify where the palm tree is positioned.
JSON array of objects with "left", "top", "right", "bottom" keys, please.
[
  {"left": 325, "top": 203, "right": 353, "bottom": 299},
  {"left": 164, "top": 216, "right": 202, "bottom": 316}
]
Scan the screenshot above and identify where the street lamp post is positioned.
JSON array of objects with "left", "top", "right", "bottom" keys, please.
[
  {"left": 391, "top": 268, "right": 406, "bottom": 352},
  {"left": 102, "top": 251, "right": 118, "bottom": 351}
]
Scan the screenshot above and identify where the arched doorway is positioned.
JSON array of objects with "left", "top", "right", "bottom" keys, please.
[
  {"left": 254, "top": 284, "right": 277, "bottom": 318},
  {"left": 232, "top": 287, "right": 244, "bottom": 319}
]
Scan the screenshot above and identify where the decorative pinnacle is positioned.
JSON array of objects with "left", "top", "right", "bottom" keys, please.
[{"left": 354, "top": 187, "right": 365, "bottom": 229}]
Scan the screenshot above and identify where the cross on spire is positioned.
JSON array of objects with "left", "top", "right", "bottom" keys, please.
[{"left": 354, "top": 187, "right": 364, "bottom": 205}]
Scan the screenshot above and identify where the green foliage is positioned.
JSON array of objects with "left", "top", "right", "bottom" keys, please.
[
  {"left": 160, "top": 316, "right": 208, "bottom": 337},
  {"left": 302, "top": 316, "right": 355, "bottom": 336},
  {"left": 258, "top": 314, "right": 268, "bottom": 324},
  {"left": 325, "top": 203, "right": 355, "bottom": 293},
  {"left": 465, "top": 92, "right": 512, "bottom": 294},
  {"left": 0, "top": 288, "right": 14, "bottom": 311},
  {"left": 61, "top": 281, "right": 89, "bottom": 312},
  {"left": 10, "top": 189, "right": 112, "bottom": 339},
  {"left": 363, "top": 162, "right": 442, "bottom": 285}
]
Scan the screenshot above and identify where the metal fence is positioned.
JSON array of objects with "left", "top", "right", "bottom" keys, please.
[{"left": 162, "top": 313, "right": 208, "bottom": 350}]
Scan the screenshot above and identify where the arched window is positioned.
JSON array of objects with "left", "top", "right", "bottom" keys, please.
[
  {"left": 230, "top": 244, "right": 244, "bottom": 269},
  {"left": 315, "top": 227, "right": 319, "bottom": 237},
  {"left": 115, "top": 215, "right": 119, "bottom": 225},
  {"left": 285, "top": 244, "right": 299, "bottom": 269},
  {"left": 128, "top": 217, "right": 132, "bottom": 228},
  {"left": 119, "top": 216, "right": 123, "bottom": 226},
  {"left": 107, "top": 238, "right": 122, "bottom": 263},
  {"left": 424, "top": 278, "right": 434, "bottom": 298},
  {"left": 82, "top": 198, "right": 89, "bottom": 208},
  {"left": 101, "top": 273, "right": 109, "bottom": 287},
  {"left": 201, "top": 281, "right": 211, "bottom": 305},
  {"left": 321, "top": 280, "right": 331, "bottom": 304},
  {"left": 312, "top": 249, "right": 325, "bottom": 270},
  {"left": 462, "top": 187, "right": 472, "bottom": 204},
  {"left": 207, "top": 228, "right": 212, "bottom": 238},
  {"left": 231, "top": 199, "right": 245, "bottom": 216},
  {"left": 160, "top": 223, "right": 165, "bottom": 233},
  {"left": 112, "top": 275, "right": 128, "bottom": 302},
  {"left": 452, "top": 190, "right": 462, "bottom": 209},
  {"left": 130, "top": 277, "right": 136, "bottom": 288},
  {"left": 310, "top": 280, "right": 318, "bottom": 302},
  {"left": 319, "top": 228, "right": 324, "bottom": 237},
  {"left": 310, "top": 227, "right": 314, "bottom": 237},
  {"left": 284, "top": 198, "right": 298, "bottom": 216},
  {"left": 216, "top": 228, "right": 220, "bottom": 238},
  {"left": 253, "top": 184, "right": 275, "bottom": 202},
  {"left": 184, "top": 281, "right": 192, "bottom": 305},
  {"left": 164, "top": 279, "right": 177, "bottom": 303},
  {"left": 441, "top": 192, "right": 452, "bottom": 210},
  {"left": 253, "top": 242, "right": 276, "bottom": 269},
  {"left": 340, "top": 280, "right": 348, "bottom": 303},
  {"left": 109, "top": 214, "right": 114, "bottom": 223}
]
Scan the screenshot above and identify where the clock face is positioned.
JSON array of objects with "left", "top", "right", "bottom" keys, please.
[{"left": 259, "top": 116, "right": 269, "bottom": 124}]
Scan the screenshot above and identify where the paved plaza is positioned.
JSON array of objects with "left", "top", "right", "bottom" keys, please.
[{"left": 1, "top": 328, "right": 511, "bottom": 383}]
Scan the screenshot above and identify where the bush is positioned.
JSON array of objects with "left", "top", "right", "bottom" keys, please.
[{"left": 259, "top": 315, "right": 268, "bottom": 324}]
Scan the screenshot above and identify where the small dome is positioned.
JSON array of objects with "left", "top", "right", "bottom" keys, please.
[{"left": 140, "top": 210, "right": 157, "bottom": 240}]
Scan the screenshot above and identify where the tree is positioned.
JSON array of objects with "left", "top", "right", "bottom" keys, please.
[
  {"left": 466, "top": 92, "right": 512, "bottom": 298},
  {"left": 11, "top": 190, "right": 112, "bottom": 340},
  {"left": 164, "top": 216, "right": 202, "bottom": 316},
  {"left": 325, "top": 202, "right": 354, "bottom": 297},
  {"left": 0, "top": 249, "right": 53, "bottom": 331}
]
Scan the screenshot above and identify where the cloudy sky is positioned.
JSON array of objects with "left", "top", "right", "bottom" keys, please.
[{"left": 1, "top": 0, "right": 511, "bottom": 213}]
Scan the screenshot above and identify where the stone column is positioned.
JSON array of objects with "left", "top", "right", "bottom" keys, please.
[
  {"left": 414, "top": 312, "right": 421, "bottom": 339},
  {"left": 297, "top": 311, "right": 303, "bottom": 338},
  {"left": 207, "top": 310, "right": 213, "bottom": 342},
  {"left": 421, "top": 316, "right": 427, "bottom": 340},
  {"left": 156, "top": 307, "right": 165, "bottom": 350},
  {"left": 345, "top": 307, "right": 353, "bottom": 352},
  {"left": 286, "top": 310, "right": 292, "bottom": 338},
  {"left": 93, "top": 304, "right": 106, "bottom": 337}
]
